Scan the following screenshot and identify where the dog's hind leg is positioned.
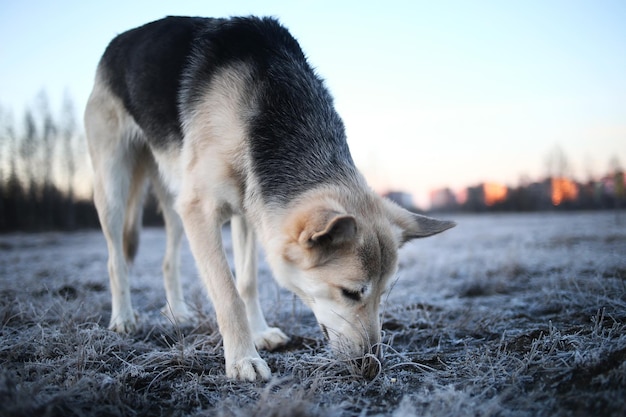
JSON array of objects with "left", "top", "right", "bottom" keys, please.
[
  {"left": 151, "top": 173, "right": 195, "bottom": 326},
  {"left": 85, "top": 84, "right": 145, "bottom": 333},
  {"left": 95, "top": 154, "right": 144, "bottom": 333},
  {"left": 85, "top": 75, "right": 156, "bottom": 333},
  {"left": 232, "top": 215, "right": 289, "bottom": 351}
]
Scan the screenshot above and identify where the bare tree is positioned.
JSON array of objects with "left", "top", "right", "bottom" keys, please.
[
  {"left": 21, "top": 109, "right": 37, "bottom": 186},
  {"left": 609, "top": 156, "right": 624, "bottom": 222},
  {"left": 20, "top": 108, "right": 39, "bottom": 229},
  {"left": 36, "top": 91, "right": 58, "bottom": 187},
  {"left": 0, "top": 106, "right": 9, "bottom": 183},
  {"left": 0, "top": 91, "right": 98, "bottom": 231},
  {"left": 60, "top": 92, "right": 78, "bottom": 228},
  {"left": 36, "top": 91, "right": 58, "bottom": 227},
  {"left": 0, "top": 106, "right": 22, "bottom": 230},
  {"left": 609, "top": 155, "right": 622, "bottom": 173},
  {"left": 545, "top": 144, "right": 570, "bottom": 179}
]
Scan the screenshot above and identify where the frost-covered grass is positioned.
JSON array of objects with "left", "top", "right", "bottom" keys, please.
[{"left": 1, "top": 211, "right": 625, "bottom": 416}]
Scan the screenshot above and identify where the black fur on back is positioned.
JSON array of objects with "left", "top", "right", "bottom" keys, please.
[
  {"left": 100, "top": 16, "right": 209, "bottom": 147},
  {"left": 99, "top": 16, "right": 358, "bottom": 204}
]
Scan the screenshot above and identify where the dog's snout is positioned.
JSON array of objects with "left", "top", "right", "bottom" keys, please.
[{"left": 355, "top": 352, "right": 382, "bottom": 380}]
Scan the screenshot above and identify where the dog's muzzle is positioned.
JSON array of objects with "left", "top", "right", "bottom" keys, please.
[
  {"left": 320, "top": 324, "right": 382, "bottom": 379},
  {"left": 355, "top": 350, "right": 383, "bottom": 380}
]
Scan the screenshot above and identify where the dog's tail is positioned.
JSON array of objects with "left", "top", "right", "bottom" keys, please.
[{"left": 123, "top": 154, "right": 150, "bottom": 264}]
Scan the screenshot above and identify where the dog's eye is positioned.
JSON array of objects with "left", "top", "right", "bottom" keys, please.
[{"left": 341, "top": 288, "right": 362, "bottom": 302}]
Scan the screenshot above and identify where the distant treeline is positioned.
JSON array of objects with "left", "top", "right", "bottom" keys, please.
[
  {"left": 0, "top": 92, "right": 94, "bottom": 232},
  {"left": 1, "top": 175, "right": 98, "bottom": 232},
  {"left": 0, "top": 92, "right": 160, "bottom": 232},
  {"left": 423, "top": 143, "right": 625, "bottom": 213},
  {"left": 426, "top": 175, "right": 625, "bottom": 213},
  {"left": 0, "top": 177, "right": 162, "bottom": 232},
  {"left": 466, "top": 176, "right": 624, "bottom": 212}
]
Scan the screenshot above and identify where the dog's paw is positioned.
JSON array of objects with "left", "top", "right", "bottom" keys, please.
[
  {"left": 161, "top": 304, "right": 196, "bottom": 327},
  {"left": 227, "top": 357, "right": 272, "bottom": 381},
  {"left": 254, "top": 327, "right": 290, "bottom": 351},
  {"left": 108, "top": 312, "right": 137, "bottom": 333}
]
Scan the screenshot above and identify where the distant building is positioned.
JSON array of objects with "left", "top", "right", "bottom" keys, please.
[
  {"left": 395, "top": 172, "right": 624, "bottom": 214},
  {"left": 462, "top": 182, "right": 508, "bottom": 211},
  {"left": 483, "top": 183, "right": 508, "bottom": 206},
  {"left": 429, "top": 188, "right": 457, "bottom": 211},
  {"left": 525, "top": 181, "right": 552, "bottom": 210},
  {"left": 550, "top": 177, "right": 578, "bottom": 206},
  {"left": 383, "top": 191, "right": 416, "bottom": 211}
]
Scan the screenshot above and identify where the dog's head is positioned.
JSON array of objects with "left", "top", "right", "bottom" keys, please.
[{"left": 269, "top": 191, "right": 455, "bottom": 377}]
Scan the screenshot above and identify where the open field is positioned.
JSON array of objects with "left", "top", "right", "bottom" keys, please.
[{"left": 1, "top": 211, "right": 625, "bottom": 416}]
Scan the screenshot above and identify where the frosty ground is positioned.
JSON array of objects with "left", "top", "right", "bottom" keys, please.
[{"left": 1, "top": 211, "right": 625, "bottom": 416}]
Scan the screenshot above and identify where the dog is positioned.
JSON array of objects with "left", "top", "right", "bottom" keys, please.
[{"left": 85, "top": 16, "right": 455, "bottom": 381}]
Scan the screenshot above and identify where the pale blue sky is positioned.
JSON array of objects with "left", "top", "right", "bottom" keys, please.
[{"left": 1, "top": 0, "right": 625, "bottom": 206}]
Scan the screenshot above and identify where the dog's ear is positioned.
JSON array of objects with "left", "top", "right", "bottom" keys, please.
[
  {"left": 299, "top": 211, "right": 357, "bottom": 249},
  {"left": 383, "top": 199, "right": 456, "bottom": 246},
  {"left": 284, "top": 207, "right": 357, "bottom": 267}
]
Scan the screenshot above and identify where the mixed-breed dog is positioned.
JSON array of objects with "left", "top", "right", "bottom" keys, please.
[{"left": 85, "top": 16, "right": 455, "bottom": 381}]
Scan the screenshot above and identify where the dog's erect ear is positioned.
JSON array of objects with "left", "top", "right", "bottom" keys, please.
[
  {"left": 299, "top": 211, "right": 357, "bottom": 248},
  {"left": 284, "top": 207, "right": 358, "bottom": 267},
  {"left": 384, "top": 199, "right": 456, "bottom": 246}
]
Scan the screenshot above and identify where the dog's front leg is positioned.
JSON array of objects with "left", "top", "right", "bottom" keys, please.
[
  {"left": 178, "top": 198, "right": 271, "bottom": 381},
  {"left": 232, "top": 215, "right": 289, "bottom": 351}
]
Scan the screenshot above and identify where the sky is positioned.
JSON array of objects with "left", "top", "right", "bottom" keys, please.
[{"left": 1, "top": 0, "right": 625, "bottom": 207}]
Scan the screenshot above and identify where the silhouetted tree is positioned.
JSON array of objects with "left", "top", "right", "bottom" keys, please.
[
  {"left": 36, "top": 91, "right": 58, "bottom": 227},
  {"left": 610, "top": 156, "right": 624, "bottom": 223},
  {"left": 1, "top": 106, "right": 22, "bottom": 230},
  {"left": 0, "top": 92, "right": 101, "bottom": 232},
  {"left": 545, "top": 144, "right": 571, "bottom": 179},
  {"left": 60, "top": 92, "right": 78, "bottom": 229},
  {"left": 19, "top": 108, "right": 40, "bottom": 228}
]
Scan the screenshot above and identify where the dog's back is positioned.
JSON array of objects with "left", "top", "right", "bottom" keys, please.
[
  {"left": 96, "top": 16, "right": 359, "bottom": 204},
  {"left": 98, "top": 17, "right": 210, "bottom": 148}
]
